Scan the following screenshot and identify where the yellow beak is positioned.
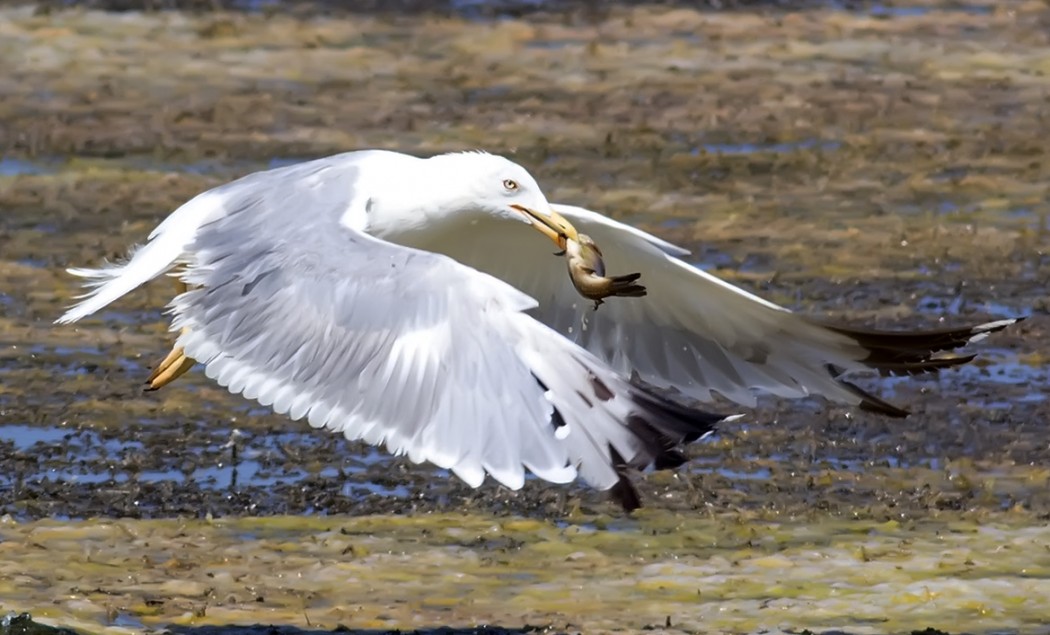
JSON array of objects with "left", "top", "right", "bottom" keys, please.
[{"left": 511, "top": 204, "right": 580, "bottom": 250}]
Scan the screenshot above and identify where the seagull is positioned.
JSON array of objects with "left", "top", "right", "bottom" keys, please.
[{"left": 56, "top": 149, "right": 1018, "bottom": 510}]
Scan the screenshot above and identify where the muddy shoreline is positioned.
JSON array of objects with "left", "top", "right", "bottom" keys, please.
[
  {"left": 0, "top": 0, "right": 857, "bottom": 18},
  {"left": 1, "top": 2, "right": 1049, "bottom": 631},
  {"left": 1, "top": 0, "right": 1048, "bottom": 522}
]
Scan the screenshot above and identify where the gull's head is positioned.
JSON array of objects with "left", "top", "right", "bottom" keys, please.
[{"left": 426, "top": 152, "right": 579, "bottom": 248}]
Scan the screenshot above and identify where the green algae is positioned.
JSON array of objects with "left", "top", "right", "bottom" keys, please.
[{"left": 2, "top": 513, "right": 1050, "bottom": 633}]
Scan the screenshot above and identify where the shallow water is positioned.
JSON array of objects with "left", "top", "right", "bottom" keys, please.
[{"left": 2, "top": 1, "right": 1050, "bottom": 633}]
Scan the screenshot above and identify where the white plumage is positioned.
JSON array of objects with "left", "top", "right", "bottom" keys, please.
[{"left": 56, "top": 149, "right": 1017, "bottom": 508}]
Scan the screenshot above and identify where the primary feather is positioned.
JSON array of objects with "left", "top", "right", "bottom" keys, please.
[{"left": 57, "top": 150, "right": 739, "bottom": 511}]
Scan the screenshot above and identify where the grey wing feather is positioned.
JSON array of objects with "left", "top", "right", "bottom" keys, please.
[
  {"left": 168, "top": 160, "right": 731, "bottom": 497},
  {"left": 171, "top": 159, "right": 569, "bottom": 488},
  {"left": 424, "top": 202, "right": 1016, "bottom": 417}
]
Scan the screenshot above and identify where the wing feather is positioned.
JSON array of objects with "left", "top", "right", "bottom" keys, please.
[
  {"left": 416, "top": 202, "right": 1018, "bottom": 416},
  {"left": 162, "top": 162, "right": 730, "bottom": 500}
]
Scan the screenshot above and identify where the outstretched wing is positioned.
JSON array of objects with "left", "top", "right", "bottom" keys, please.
[
  {"left": 423, "top": 202, "right": 1017, "bottom": 416},
  {"left": 166, "top": 162, "right": 729, "bottom": 504}
]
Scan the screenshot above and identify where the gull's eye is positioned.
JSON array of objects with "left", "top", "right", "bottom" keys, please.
[{"left": 502, "top": 179, "right": 519, "bottom": 192}]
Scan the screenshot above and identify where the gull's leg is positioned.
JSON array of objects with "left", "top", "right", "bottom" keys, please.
[
  {"left": 145, "top": 276, "right": 195, "bottom": 391},
  {"left": 145, "top": 343, "right": 193, "bottom": 391}
]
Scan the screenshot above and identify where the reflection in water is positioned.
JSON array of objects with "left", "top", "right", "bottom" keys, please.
[
  {"left": 0, "top": 421, "right": 412, "bottom": 502},
  {"left": 0, "top": 424, "right": 75, "bottom": 451},
  {"left": 0, "top": 156, "right": 58, "bottom": 176}
]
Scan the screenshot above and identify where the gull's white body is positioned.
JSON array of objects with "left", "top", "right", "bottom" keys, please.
[{"left": 57, "top": 149, "right": 1015, "bottom": 502}]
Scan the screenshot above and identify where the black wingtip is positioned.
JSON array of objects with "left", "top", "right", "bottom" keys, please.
[
  {"left": 609, "top": 481, "right": 642, "bottom": 512},
  {"left": 825, "top": 364, "right": 910, "bottom": 418},
  {"left": 601, "top": 384, "right": 739, "bottom": 511},
  {"left": 630, "top": 384, "right": 731, "bottom": 441},
  {"left": 873, "top": 353, "right": 977, "bottom": 378},
  {"left": 816, "top": 316, "right": 1023, "bottom": 416},
  {"left": 820, "top": 315, "right": 1021, "bottom": 377},
  {"left": 607, "top": 447, "right": 643, "bottom": 512},
  {"left": 967, "top": 317, "right": 1024, "bottom": 341},
  {"left": 845, "top": 381, "right": 910, "bottom": 418}
]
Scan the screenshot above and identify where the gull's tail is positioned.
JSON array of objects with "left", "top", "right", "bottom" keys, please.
[{"left": 55, "top": 190, "right": 219, "bottom": 324}]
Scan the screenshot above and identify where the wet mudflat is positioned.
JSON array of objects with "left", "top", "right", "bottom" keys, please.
[
  {"left": 1, "top": 1, "right": 1049, "bottom": 633},
  {"left": 3, "top": 513, "right": 1050, "bottom": 634}
]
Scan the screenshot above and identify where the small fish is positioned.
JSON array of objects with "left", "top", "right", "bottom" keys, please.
[{"left": 563, "top": 234, "right": 647, "bottom": 310}]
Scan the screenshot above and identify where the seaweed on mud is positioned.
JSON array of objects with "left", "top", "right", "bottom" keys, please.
[{"left": 0, "top": 2, "right": 1047, "bottom": 633}]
